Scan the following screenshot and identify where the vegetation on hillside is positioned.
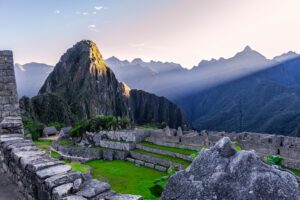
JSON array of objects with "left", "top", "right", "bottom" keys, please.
[
  {"left": 23, "top": 117, "right": 45, "bottom": 141},
  {"left": 71, "top": 115, "right": 131, "bottom": 138}
]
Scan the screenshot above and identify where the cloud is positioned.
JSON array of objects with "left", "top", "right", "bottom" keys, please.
[
  {"left": 93, "top": 11, "right": 97, "bottom": 15},
  {"left": 94, "top": 6, "right": 103, "bottom": 10},
  {"left": 53, "top": 10, "right": 60, "bottom": 14},
  {"left": 88, "top": 24, "right": 99, "bottom": 32},
  {"left": 82, "top": 12, "right": 89, "bottom": 16}
]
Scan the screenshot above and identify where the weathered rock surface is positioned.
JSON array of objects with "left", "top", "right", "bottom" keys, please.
[
  {"left": 161, "top": 137, "right": 300, "bottom": 200},
  {"left": 21, "top": 40, "right": 186, "bottom": 128},
  {"left": 20, "top": 94, "right": 75, "bottom": 125}
]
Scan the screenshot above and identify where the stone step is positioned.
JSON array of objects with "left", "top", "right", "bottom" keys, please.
[
  {"left": 126, "top": 157, "right": 167, "bottom": 172},
  {"left": 130, "top": 149, "right": 191, "bottom": 170},
  {"left": 136, "top": 143, "right": 193, "bottom": 161}
]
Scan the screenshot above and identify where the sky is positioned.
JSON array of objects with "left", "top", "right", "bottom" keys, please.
[{"left": 1, "top": 0, "right": 300, "bottom": 68}]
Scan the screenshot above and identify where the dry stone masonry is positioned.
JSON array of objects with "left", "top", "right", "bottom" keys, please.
[
  {"left": 147, "top": 128, "right": 300, "bottom": 169},
  {"left": 0, "top": 51, "right": 142, "bottom": 200},
  {"left": 0, "top": 51, "right": 23, "bottom": 135}
]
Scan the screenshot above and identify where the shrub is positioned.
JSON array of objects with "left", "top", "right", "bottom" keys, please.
[
  {"left": 189, "top": 152, "right": 199, "bottom": 161},
  {"left": 264, "top": 155, "right": 283, "bottom": 166},
  {"left": 23, "top": 117, "right": 44, "bottom": 141},
  {"left": 71, "top": 119, "right": 90, "bottom": 138},
  {"left": 119, "top": 117, "right": 131, "bottom": 129},
  {"left": 71, "top": 115, "right": 132, "bottom": 138},
  {"left": 159, "top": 122, "right": 167, "bottom": 129}
]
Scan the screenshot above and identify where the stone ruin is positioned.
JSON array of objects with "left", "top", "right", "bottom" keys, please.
[
  {"left": 146, "top": 128, "right": 300, "bottom": 169},
  {"left": 0, "top": 51, "right": 142, "bottom": 200},
  {"left": 0, "top": 51, "right": 23, "bottom": 135}
]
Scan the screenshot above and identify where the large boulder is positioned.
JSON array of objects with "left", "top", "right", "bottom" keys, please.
[{"left": 161, "top": 137, "right": 300, "bottom": 200}]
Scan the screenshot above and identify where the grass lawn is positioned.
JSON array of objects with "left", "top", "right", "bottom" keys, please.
[
  {"left": 57, "top": 140, "right": 73, "bottom": 146},
  {"left": 34, "top": 140, "right": 53, "bottom": 153},
  {"left": 33, "top": 140, "right": 169, "bottom": 199},
  {"left": 86, "top": 160, "right": 166, "bottom": 200},
  {"left": 133, "top": 149, "right": 191, "bottom": 168},
  {"left": 140, "top": 141, "right": 198, "bottom": 155}
]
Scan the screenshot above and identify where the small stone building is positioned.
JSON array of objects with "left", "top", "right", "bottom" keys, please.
[{"left": 43, "top": 127, "right": 58, "bottom": 137}]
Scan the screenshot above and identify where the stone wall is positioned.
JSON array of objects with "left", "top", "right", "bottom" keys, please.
[
  {"left": 135, "top": 144, "right": 192, "bottom": 161},
  {"left": 0, "top": 51, "right": 23, "bottom": 135},
  {"left": 0, "top": 134, "right": 142, "bottom": 200},
  {"left": 52, "top": 144, "right": 129, "bottom": 162},
  {"left": 146, "top": 129, "right": 300, "bottom": 169},
  {"left": 129, "top": 151, "right": 184, "bottom": 170}
]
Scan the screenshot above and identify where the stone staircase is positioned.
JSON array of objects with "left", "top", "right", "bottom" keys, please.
[{"left": 128, "top": 141, "right": 194, "bottom": 172}]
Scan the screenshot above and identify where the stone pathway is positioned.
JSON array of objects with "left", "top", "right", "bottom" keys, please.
[{"left": 0, "top": 171, "right": 23, "bottom": 200}]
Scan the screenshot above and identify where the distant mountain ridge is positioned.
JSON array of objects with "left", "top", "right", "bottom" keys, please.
[
  {"left": 15, "top": 62, "right": 53, "bottom": 97},
  {"left": 16, "top": 46, "right": 300, "bottom": 136}
]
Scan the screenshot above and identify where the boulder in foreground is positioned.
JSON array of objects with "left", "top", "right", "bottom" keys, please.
[{"left": 161, "top": 137, "right": 300, "bottom": 200}]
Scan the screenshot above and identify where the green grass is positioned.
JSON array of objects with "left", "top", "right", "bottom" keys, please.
[
  {"left": 50, "top": 151, "right": 61, "bottom": 159},
  {"left": 232, "top": 142, "right": 241, "bottom": 151},
  {"left": 287, "top": 168, "right": 300, "bottom": 177},
  {"left": 67, "top": 161, "right": 91, "bottom": 173},
  {"left": 57, "top": 140, "right": 73, "bottom": 146},
  {"left": 86, "top": 160, "right": 166, "bottom": 200},
  {"left": 34, "top": 140, "right": 53, "bottom": 153},
  {"left": 142, "top": 124, "right": 158, "bottom": 130},
  {"left": 140, "top": 141, "right": 198, "bottom": 155},
  {"left": 133, "top": 149, "right": 191, "bottom": 168}
]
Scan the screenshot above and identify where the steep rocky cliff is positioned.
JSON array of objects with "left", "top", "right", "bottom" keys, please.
[
  {"left": 22, "top": 40, "right": 186, "bottom": 128},
  {"left": 129, "top": 89, "right": 185, "bottom": 128}
]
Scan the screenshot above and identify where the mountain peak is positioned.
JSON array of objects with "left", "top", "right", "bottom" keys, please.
[
  {"left": 132, "top": 58, "right": 143, "bottom": 64},
  {"left": 243, "top": 45, "right": 253, "bottom": 52}
]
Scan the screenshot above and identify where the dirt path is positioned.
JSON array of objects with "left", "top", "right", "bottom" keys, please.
[{"left": 0, "top": 171, "right": 24, "bottom": 200}]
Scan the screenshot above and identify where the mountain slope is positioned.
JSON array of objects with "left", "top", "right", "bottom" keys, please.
[
  {"left": 39, "top": 40, "right": 129, "bottom": 119},
  {"left": 23, "top": 40, "right": 186, "bottom": 128},
  {"left": 176, "top": 56, "right": 300, "bottom": 136}
]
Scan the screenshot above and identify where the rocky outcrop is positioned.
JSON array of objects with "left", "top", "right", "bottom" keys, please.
[
  {"left": 22, "top": 40, "right": 186, "bottom": 128},
  {"left": 161, "top": 137, "right": 300, "bottom": 200}
]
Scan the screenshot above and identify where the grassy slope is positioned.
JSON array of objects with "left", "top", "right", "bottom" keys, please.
[
  {"left": 86, "top": 160, "right": 166, "bottom": 200},
  {"left": 139, "top": 141, "right": 198, "bottom": 155},
  {"left": 133, "top": 149, "right": 191, "bottom": 168}
]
